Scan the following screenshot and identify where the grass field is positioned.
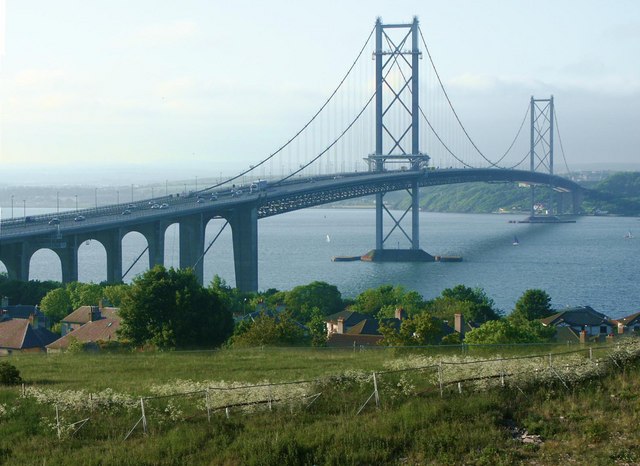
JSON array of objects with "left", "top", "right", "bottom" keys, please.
[{"left": 1, "top": 343, "right": 639, "bottom": 465}]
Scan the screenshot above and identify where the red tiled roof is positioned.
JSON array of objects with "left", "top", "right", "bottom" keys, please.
[
  {"left": 62, "top": 306, "right": 119, "bottom": 324},
  {"left": 615, "top": 311, "right": 640, "bottom": 326},
  {"left": 47, "top": 316, "right": 121, "bottom": 350},
  {"left": 0, "top": 318, "right": 57, "bottom": 350}
]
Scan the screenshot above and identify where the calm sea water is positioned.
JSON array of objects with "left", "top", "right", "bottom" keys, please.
[{"left": 5, "top": 208, "right": 639, "bottom": 319}]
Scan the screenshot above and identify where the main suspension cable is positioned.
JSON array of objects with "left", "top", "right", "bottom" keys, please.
[
  {"left": 418, "top": 26, "right": 526, "bottom": 169},
  {"left": 199, "top": 24, "right": 376, "bottom": 193}
]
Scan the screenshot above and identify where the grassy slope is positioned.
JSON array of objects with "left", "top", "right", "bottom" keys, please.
[{"left": 1, "top": 347, "right": 639, "bottom": 465}]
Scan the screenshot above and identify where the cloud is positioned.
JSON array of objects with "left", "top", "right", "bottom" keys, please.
[{"left": 134, "top": 20, "right": 199, "bottom": 46}]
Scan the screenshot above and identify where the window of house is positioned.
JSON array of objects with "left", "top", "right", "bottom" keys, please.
[{"left": 600, "top": 326, "right": 607, "bottom": 334}]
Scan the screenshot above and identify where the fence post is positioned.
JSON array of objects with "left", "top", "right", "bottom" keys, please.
[
  {"left": 225, "top": 407, "right": 230, "bottom": 419},
  {"left": 373, "top": 372, "right": 380, "bottom": 408},
  {"left": 438, "top": 363, "right": 444, "bottom": 398},
  {"left": 589, "top": 347, "right": 593, "bottom": 361},
  {"left": 140, "top": 398, "right": 147, "bottom": 435},
  {"left": 205, "top": 389, "right": 211, "bottom": 423},
  {"left": 55, "top": 404, "right": 61, "bottom": 440},
  {"left": 268, "top": 386, "right": 273, "bottom": 411},
  {"left": 457, "top": 382, "right": 462, "bottom": 394}
]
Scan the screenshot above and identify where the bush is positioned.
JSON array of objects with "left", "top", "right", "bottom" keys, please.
[{"left": 0, "top": 361, "right": 22, "bottom": 385}]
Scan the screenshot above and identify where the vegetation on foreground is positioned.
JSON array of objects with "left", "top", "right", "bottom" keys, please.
[{"left": 2, "top": 342, "right": 640, "bottom": 465}]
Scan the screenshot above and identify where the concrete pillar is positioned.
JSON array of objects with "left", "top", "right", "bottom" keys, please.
[
  {"left": 228, "top": 206, "right": 258, "bottom": 292},
  {"left": 0, "top": 242, "right": 30, "bottom": 281},
  {"left": 179, "top": 214, "right": 205, "bottom": 284},
  {"left": 94, "top": 229, "right": 123, "bottom": 284},
  {"left": 138, "top": 221, "right": 166, "bottom": 269},
  {"left": 57, "top": 236, "right": 78, "bottom": 283}
]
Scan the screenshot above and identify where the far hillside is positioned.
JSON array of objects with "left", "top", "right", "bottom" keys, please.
[{"left": 387, "top": 171, "right": 640, "bottom": 216}]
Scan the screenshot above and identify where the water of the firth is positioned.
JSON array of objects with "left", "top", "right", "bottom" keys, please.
[{"left": 17, "top": 209, "right": 640, "bottom": 319}]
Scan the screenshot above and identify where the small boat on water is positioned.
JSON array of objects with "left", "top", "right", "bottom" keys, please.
[
  {"left": 326, "top": 234, "right": 331, "bottom": 243},
  {"left": 512, "top": 236, "right": 519, "bottom": 246},
  {"left": 624, "top": 231, "right": 633, "bottom": 239}
]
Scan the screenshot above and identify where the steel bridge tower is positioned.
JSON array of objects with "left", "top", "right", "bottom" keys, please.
[
  {"left": 365, "top": 17, "right": 432, "bottom": 261},
  {"left": 529, "top": 96, "right": 555, "bottom": 217}
]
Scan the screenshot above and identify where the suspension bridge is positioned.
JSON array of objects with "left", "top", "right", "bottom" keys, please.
[{"left": 0, "top": 17, "right": 582, "bottom": 291}]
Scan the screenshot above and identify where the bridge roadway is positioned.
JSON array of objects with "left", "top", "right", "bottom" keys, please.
[{"left": 0, "top": 168, "right": 582, "bottom": 291}]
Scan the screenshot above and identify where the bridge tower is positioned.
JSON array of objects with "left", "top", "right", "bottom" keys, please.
[
  {"left": 529, "top": 96, "right": 555, "bottom": 217},
  {"left": 365, "top": 17, "right": 432, "bottom": 261}
]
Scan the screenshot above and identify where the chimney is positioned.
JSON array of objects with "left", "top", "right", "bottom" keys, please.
[
  {"left": 98, "top": 299, "right": 105, "bottom": 311},
  {"left": 454, "top": 313, "right": 465, "bottom": 338},
  {"left": 618, "top": 322, "right": 625, "bottom": 335},
  {"left": 395, "top": 307, "right": 406, "bottom": 321},
  {"left": 28, "top": 313, "right": 35, "bottom": 326},
  {"left": 337, "top": 317, "right": 345, "bottom": 334},
  {"left": 580, "top": 329, "right": 587, "bottom": 344}
]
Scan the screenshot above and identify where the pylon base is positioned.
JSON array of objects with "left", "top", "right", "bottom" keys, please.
[{"left": 360, "top": 249, "right": 436, "bottom": 262}]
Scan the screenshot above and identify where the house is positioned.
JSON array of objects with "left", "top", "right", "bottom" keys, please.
[
  {"left": 540, "top": 306, "right": 616, "bottom": 342},
  {"left": 325, "top": 308, "right": 405, "bottom": 347},
  {"left": 613, "top": 311, "right": 640, "bottom": 335},
  {"left": 47, "top": 313, "right": 121, "bottom": 353},
  {"left": 325, "top": 311, "right": 372, "bottom": 336},
  {"left": 60, "top": 301, "right": 119, "bottom": 336},
  {"left": 0, "top": 302, "right": 49, "bottom": 329},
  {"left": 0, "top": 318, "right": 58, "bottom": 354}
]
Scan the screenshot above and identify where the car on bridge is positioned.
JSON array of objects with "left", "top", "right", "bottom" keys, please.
[
  {"left": 122, "top": 209, "right": 131, "bottom": 215},
  {"left": 74, "top": 215, "right": 86, "bottom": 222},
  {"left": 48, "top": 218, "right": 60, "bottom": 225},
  {"left": 159, "top": 203, "right": 169, "bottom": 209}
]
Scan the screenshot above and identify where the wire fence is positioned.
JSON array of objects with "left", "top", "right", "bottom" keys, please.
[{"left": 15, "top": 340, "right": 640, "bottom": 441}]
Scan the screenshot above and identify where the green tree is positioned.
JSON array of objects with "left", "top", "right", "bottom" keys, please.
[
  {"left": 440, "top": 285, "right": 501, "bottom": 322},
  {"left": 0, "top": 274, "right": 60, "bottom": 306},
  {"left": 307, "top": 307, "right": 327, "bottom": 347},
  {"left": 231, "top": 312, "right": 305, "bottom": 347},
  {"left": 464, "top": 318, "right": 555, "bottom": 345},
  {"left": 102, "top": 284, "right": 129, "bottom": 307},
  {"left": 511, "top": 289, "right": 554, "bottom": 321},
  {"left": 39, "top": 288, "right": 73, "bottom": 322},
  {"left": 119, "top": 266, "right": 234, "bottom": 349},
  {"left": 425, "top": 296, "right": 475, "bottom": 325},
  {"left": 284, "top": 281, "right": 343, "bottom": 322},
  {"left": 379, "top": 312, "right": 444, "bottom": 346},
  {"left": 354, "top": 285, "right": 425, "bottom": 318},
  {"left": 66, "top": 282, "right": 103, "bottom": 309}
]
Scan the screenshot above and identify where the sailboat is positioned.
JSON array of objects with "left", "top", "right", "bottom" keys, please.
[
  {"left": 624, "top": 231, "right": 633, "bottom": 239},
  {"left": 326, "top": 234, "right": 331, "bottom": 243},
  {"left": 512, "top": 236, "right": 519, "bottom": 246}
]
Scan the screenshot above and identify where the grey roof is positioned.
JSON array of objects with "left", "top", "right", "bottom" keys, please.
[{"left": 541, "top": 306, "right": 614, "bottom": 327}]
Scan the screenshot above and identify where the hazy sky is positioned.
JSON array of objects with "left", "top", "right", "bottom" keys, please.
[{"left": 1, "top": 0, "right": 639, "bottom": 185}]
